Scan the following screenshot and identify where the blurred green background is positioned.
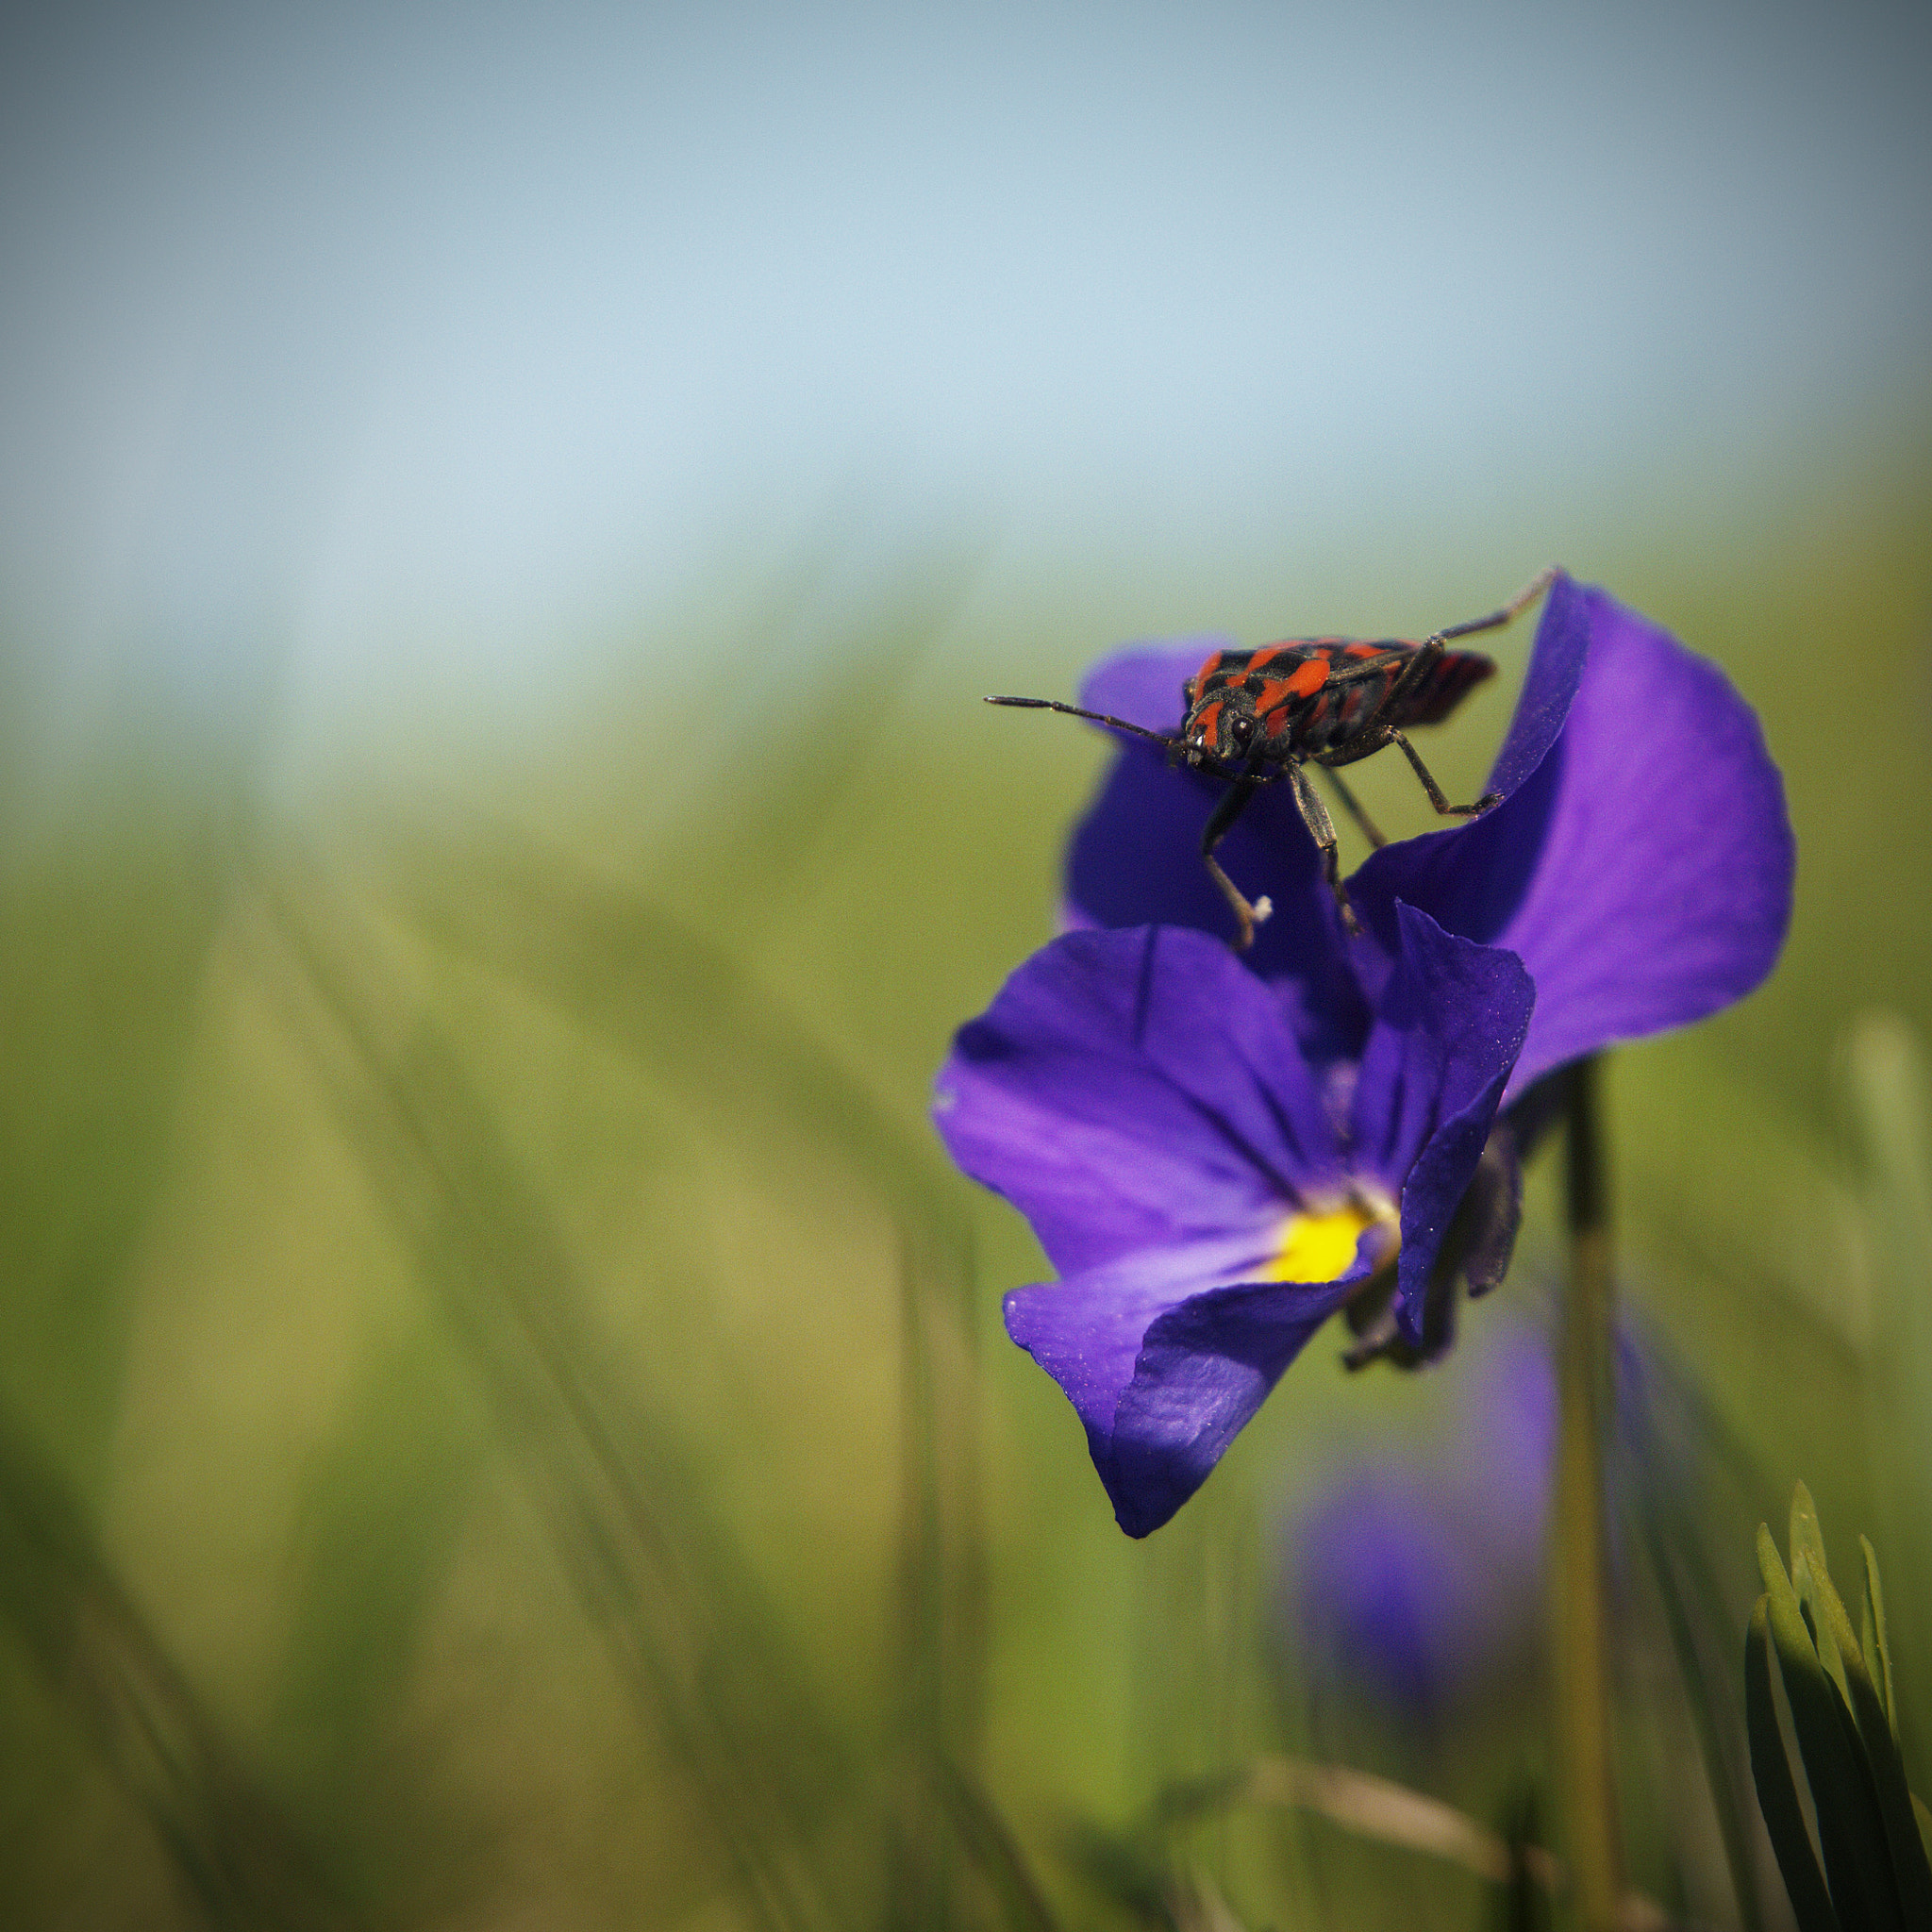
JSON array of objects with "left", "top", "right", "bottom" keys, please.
[
  {"left": 2, "top": 442, "right": 1929, "bottom": 1929},
  {"left": 3, "top": 3, "right": 1931, "bottom": 1926}
]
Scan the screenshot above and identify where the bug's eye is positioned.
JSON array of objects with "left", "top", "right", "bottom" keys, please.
[{"left": 1226, "top": 712, "right": 1255, "bottom": 751}]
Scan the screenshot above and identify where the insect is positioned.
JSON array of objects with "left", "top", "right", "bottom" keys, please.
[{"left": 987, "top": 568, "right": 1556, "bottom": 949}]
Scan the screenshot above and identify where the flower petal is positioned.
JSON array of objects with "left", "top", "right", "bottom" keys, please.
[
  {"left": 1352, "top": 582, "right": 1792, "bottom": 1097},
  {"left": 1006, "top": 1238, "right": 1380, "bottom": 1537},
  {"left": 1079, "top": 641, "right": 1222, "bottom": 737},
  {"left": 1065, "top": 648, "right": 1368, "bottom": 1061},
  {"left": 1339, "top": 573, "right": 1591, "bottom": 997},
  {"left": 936, "top": 925, "right": 1348, "bottom": 1275},
  {"left": 1483, "top": 569, "right": 1593, "bottom": 803},
  {"left": 1351, "top": 905, "right": 1534, "bottom": 1347}
]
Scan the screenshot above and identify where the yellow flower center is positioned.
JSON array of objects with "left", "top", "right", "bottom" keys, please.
[{"left": 1264, "top": 1200, "right": 1391, "bottom": 1283}]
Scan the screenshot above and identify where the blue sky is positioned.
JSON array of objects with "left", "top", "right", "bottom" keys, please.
[{"left": 2, "top": 0, "right": 1927, "bottom": 746}]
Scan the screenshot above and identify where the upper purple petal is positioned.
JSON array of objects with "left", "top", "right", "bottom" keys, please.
[
  {"left": 935, "top": 925, "right": 1348, "bottom": 1276},
  {"left": 1482, "top": 570, "right": 1593, "bottom": 802},
  {"left": 1352, "top": 581, "right": 1792, "bottom": 1096},
  {"left": 1065, "top": 647, "right": 1367, "bottom": 1063},
  {"left": 1006, "top": 1238, "right": 1380, "bottom": 1537},
  {"left": 1339, "top": 572, "right": 1591, "bottom": 1003},
  {"left": 1351, "top": 905, "right": 1535, "bottom": 1343},
  {"left": 1079, "top": 641, "right": 1221, "bottom": 737}
]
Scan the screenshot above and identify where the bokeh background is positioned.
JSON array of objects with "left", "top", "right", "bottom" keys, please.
[{"left": 3, "top": 2, "right": 1930, "bottom": 1925}]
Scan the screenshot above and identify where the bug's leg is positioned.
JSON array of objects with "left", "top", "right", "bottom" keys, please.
[
  {"left": 1368, "top": 566, "right": 1561, "bottom": 728},
  {"left": 1318, "top": 765, "right": 1387, "bottom": 848},
  {"left": 1288, "top": 761, "right": 1359, "bottom": 936},
  {"left": 1200, "top": 774, "right": 1272, "bottom": 951},
  {"left": 1365, "top": 633, "right": 1442, "bottom": 725},
  {"left": 1386, "top": 727, "right": 1503, "bottom": 816},
  {"left": 1432, "top": 564, "right": 1558, "bottom": 644}
]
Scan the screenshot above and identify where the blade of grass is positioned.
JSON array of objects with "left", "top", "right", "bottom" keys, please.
[
  {"left": 1790, "top": 1490, "right": 1853, "bottom": 1707},
  {"left": 250, "top": 864, "right": 855, "bottom": 1932},
  {"left": 1745, "top": 1597, "right": 1841, "bottom": 1932},
  {"left": 1757, "top": 1526, "right": 1902, "bottom": 1929},
  {"left": 1494, "top": 1789, "right": 1553, "bottom": 1932},
  {"left": 392, "top": 826, "right": 968, "bottom": 1225},
  {"left": 270, "top": 1320, "right": 483, "bottom": 1870},
  {"left": 388, "top": 832, "right": 989, "bottom": 1893},
  {"left": 1618, "top": 1468, "right": 1770, "bottom": 1932},
  {"left": 1154, "top": 1755, "right": 1680, "bottom": 1929},
  {"left": 1786, "top": 1489, "right": 1932, "bottom": 1922},
  {"left": 1843, "top": 1015, "right": 1932, "bottom": 1762},
  {"left": 0, "top": 1401, "right": 361, "bottom": 1931},
  {"left": 0, "top": 782, "right": 235, "bottom": 1486},
  {"left": 927, "top": 1754, "right": 1061, "bottom": 1932},
  {"left": 1860, "top": 1539, "right": 1895, "bottom": 1735},
  {"left": 1610, "top": 1327, "right": 1787, "bottom": 1932}
]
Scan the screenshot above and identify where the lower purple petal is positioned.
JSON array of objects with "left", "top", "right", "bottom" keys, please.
[
  {"left": 936, "top": 926, "right": 1346, "bottom": 1275},
  {"left": 1006, "top": 1237, "right": 1380, "bottom": 1537}
]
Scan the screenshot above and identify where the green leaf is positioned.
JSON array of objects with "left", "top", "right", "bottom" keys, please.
[
  {"left": 1861, "top": 1537, "right": 1897, "bottom": 1737},
  {"left": 1787, "top": 1497, "right": 1932, "bottom": 1925},
  {"left": 1790, "top": 1487, "right": 1853, "bottom": 1707},
  {"left": 1757, "top": 1524, "right": 1905, "bottom": 1931},
  {"left": 1746, "top": 1594, "right": 1840, "bottom": 1932}
]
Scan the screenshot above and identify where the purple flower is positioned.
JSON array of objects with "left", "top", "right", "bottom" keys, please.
[
  {"left": 937, "top": 575, "right": 1790, "bottom": 1536},
  {"left": 1285, "top": 1322, "right": 1556, "bottom": 1714},
  {"left": 1286, "top": 1315, "right": 1704, "bottom": 1713}
]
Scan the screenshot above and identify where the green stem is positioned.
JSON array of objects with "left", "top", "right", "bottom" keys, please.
[{"left": 1554, "top": 1055, "right": 1622, "bottom": 1929}]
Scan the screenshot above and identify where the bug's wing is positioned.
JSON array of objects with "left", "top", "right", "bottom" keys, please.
[
  {"left": 1318, "top": 642, "right": 1413, "bottom": 682},
  {"left": 1397, "top": 648, "right": 1496, "bottom": 724}
]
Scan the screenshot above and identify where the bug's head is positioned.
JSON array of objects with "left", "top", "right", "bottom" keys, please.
[{"left": 1180, "top": 691, "right": 1259, "bottom": 769}]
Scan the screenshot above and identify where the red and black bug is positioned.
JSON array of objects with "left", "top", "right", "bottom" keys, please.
[{"left": 988, "top": 569, "right": 1556, "bottom": 948}]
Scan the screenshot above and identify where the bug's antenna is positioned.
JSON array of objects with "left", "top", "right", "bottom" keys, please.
[{"left": 984, "top": 694, "right": 1177, "bottom": 749}]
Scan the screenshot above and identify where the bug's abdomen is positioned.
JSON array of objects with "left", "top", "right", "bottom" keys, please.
[{"left": 1392, "top": 649, "right": 1495, "bottom": 725}]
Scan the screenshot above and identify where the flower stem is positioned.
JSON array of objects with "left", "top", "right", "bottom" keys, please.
[{"left": 1555, "top": 1054, "right": 1622, "bottom": 1929}]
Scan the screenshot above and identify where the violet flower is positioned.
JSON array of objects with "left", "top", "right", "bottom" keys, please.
[
  {"left": 1284, "top": 1322, "right": 1556, "bottom": 1715},
  {"left": 936, "top": 575, "right": 1790, "bottom": 1536},
  {"left": 1286, "top": 1314, "right": 1706, "bottom": 1713}
]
